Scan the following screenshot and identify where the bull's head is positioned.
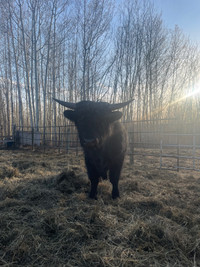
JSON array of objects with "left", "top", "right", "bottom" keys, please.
[{"left": 53, "top": 98, "right": 133, "bottom": 149}]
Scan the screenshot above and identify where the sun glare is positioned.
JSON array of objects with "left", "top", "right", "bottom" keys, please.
[
  {"left": 177, "top": 80, "right": 200, "bottom": 102},
  {"left": 163, "top": 81, "right": 200, "bottom": 112},
  {"left": 184, "top": 87, "right": 200, "bottom": 99},
  {"left": 184, "top": 80, "right": 200, "bottom": 98}
]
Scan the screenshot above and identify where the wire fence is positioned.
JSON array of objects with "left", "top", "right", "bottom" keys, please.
[
  {"left": 1, "top": 118, "right": 200, "bottom": 172},
  {"left": 13, "top": 124, "right": 81, "bottom": 154},
  {"left": 127, "top": 118, "right": 200, "bottom": 171}
]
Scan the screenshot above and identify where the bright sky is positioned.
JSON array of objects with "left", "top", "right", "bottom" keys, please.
[{"left": 153, "top": 0, "right": 200, "bottom": 44}]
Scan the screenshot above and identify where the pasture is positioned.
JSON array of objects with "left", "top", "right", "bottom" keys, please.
[{"left": 0, "top": 149, "right": 200, "bottom": 266}]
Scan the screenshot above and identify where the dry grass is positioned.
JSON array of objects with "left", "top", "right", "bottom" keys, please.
[{"left": 0, "top": 149, "right": 200, "bottom": 266}]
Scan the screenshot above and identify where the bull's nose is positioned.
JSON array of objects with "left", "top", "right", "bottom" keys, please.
[{"left": 83, "top": 138, "right": 98, "bottom": 147}]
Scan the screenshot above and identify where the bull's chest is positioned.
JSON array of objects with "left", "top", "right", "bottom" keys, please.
[{"left": 86, "top": 150, "right": 109, "bottom": 179}]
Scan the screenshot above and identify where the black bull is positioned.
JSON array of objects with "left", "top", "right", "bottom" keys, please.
[{"left": 54, "top": 98, "right": 133, "bottom": 199}]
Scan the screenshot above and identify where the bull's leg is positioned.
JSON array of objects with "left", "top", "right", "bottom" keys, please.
[
  {"left": 109, "top": 160, "right": 124, "bottom": 199},
  {"left": 109, "top": 170, "right": 120, "bottom": 199},
  {"left": 85, "top": 158, "right": 100, "bottom": 199},
  {"left": 89, "top": 176, "right": 99, "bottom": 199}
]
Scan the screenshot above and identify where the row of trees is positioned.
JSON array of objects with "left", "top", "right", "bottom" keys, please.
[{"left": 0, "top": 0, "right": 200, "bottom": 137}]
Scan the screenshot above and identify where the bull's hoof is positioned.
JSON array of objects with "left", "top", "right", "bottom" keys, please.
[
  {"left": 89, "top": 193, "right": 98, "bottom": 200},
  {"left": 112, "top": 193, "right": 120, "bottom": 199}
]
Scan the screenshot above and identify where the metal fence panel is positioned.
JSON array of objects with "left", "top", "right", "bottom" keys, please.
[{"left": 3, "top": 118, "right": 200, "bottom": 172}]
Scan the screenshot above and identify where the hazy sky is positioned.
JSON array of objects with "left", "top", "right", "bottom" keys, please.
[{"left": 153, "top": 0, "right": 200, "bottom": 44}]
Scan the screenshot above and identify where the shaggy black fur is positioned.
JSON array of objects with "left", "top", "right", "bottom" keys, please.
[{"left": 64, "top": 101, "right": 128, "bottom": 199}]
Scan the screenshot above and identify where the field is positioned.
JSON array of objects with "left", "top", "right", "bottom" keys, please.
[{"left": 0, "top": 149, "right": 200, "bottom": 267}]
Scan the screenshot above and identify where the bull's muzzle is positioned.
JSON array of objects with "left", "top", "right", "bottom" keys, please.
[{"left": 83, "top": 138, "right": 99, "bottom": 148}]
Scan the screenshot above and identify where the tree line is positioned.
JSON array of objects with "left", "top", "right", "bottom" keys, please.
[{"left": 0, "top": 0, "right": 200, "bottom": 137}]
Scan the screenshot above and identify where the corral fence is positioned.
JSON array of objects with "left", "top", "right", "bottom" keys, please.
[
  {"left": 1, "top": 118, "right": 200, "bottom": 172},
  {"left": 125, "top": 118, "right": 200, "bottom": 172},
  {"left": 12, "top": 124, "right": 81, "bottom": 154}
]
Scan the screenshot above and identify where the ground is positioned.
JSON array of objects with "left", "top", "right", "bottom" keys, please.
[{"left": 0, "top": 149, "right": 200, "bottom": 266}]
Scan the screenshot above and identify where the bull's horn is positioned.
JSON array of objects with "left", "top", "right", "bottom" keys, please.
[
  {"left": 110, "top": 99, "right": 134, "bottom": 110},
  {"left": 53, "top": 98, "right": 76, "bottom": 109}
]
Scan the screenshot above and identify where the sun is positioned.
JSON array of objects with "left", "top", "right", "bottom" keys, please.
[
  {"left": 164, "top": 81, "right": 200, "bottom": 111},
  {"left": 184, "top": 87, "right": 200, "bottom": 99}
]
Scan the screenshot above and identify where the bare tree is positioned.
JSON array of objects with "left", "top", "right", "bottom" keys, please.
[
  {"left": 0, "top": 0, "right": 200, "bottom": 138},
  {"left": 18, "top": 0, "right": 33, "bottom": 127},
  {"left": 74, "top": 0, "right": 113, "bottom": 100},
  {"left": 8, "top": 1, "right": 24, "bottom": 127}
]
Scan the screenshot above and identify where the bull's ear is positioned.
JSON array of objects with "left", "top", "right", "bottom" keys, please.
[
  {"left": 64, "top": 110, "right": 77, "bottom": 122},
  {"left": 107, "top": 111, "right": 122, "bottom": 123}
]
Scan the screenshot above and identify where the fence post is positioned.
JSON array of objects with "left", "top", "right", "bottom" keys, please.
[
  {"left": 193, "top": 134, "right": 196, "bottom": 170},
  {"left": 59, "top": 126, "right": 61, "bottom": 153},
  {"left": 129, "top": 128, "right": 134, "bottom": 165},
  {"left": 66, "top": 127, "right": 70, "bottom": 154},
  {"left": 176, "top": 120, "right": 180, "bottom": 172},
  {"left": 22, "top": 126, "right": 24, "bottom": 146},
  {"left": 160, "top": 139, "right": 163, "bottom": 169},
  {"left": 13, "top": 124, "right": 16, "bottom": 148},
  {"left": 43, "top": 126, "right": 46, "bottom": 153},
  {"left": 32, "top": 127, "right": 34, "bottom": 151},
  {"left": 76, "top": 135, "right": 79, "bottom": 156}
]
